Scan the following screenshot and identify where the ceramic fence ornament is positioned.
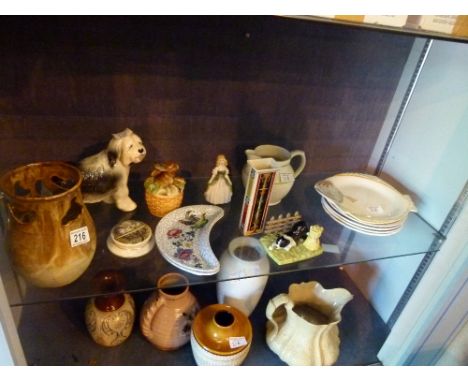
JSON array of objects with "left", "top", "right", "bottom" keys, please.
[
  {"left": 260, "top": 221, "right": 324, "bottom": 265},
  {"left": 204, "top": 154, "right": 233, "bottom": 205},
  {"left": 79, "top": 128, "right": 146, "bottom": 212},
  {"left": 263, "top": 211, "right": 303, "bottom": 234}
]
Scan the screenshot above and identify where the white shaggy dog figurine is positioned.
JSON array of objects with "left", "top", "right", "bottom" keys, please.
[{"left": 79, "top": 128, "right": 146, "bottom": 212}]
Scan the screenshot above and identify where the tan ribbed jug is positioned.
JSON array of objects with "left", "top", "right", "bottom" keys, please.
[{"left": 140, "top": 273, "right": 199, "bottom": 350}]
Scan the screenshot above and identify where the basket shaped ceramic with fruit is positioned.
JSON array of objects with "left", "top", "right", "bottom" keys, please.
[{"left": 144, "top": 162, "right": 186, "bottom": 217}]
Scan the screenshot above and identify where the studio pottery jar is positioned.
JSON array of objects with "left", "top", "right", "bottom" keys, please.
[
  {"left": 241, "top": 145, "right": 306, "bottom": 205},
  {"left": 266, "top": 281, "right": 353, "bottom": 366},
  {"left": 0, "top": 161, "right": 97, "bottom": 288},
  {"left": 217, "top": 236, "right": 270, "bottom": 316},
  {"left": 85, "top": 270, "right": 135, "bottom": 347},
  {"left": 190, "top": 304, "right": 252, "bottom": 366},
  {"left": 140, "top": 272, "right": 199, "bottom": 350}
]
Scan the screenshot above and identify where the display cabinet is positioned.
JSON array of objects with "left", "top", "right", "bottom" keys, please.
[{"left": 0, "top": 16, "right": 466, "bottom": 366}]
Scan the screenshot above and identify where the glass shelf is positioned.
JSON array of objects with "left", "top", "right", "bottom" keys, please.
[
  {"left": 3, "top": 174, "right": 443, "bottom": 307},
  {"left": 16, "top": 267, "right": 389, "bottom": 366}
]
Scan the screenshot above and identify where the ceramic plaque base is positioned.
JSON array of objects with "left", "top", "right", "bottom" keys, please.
[{"left": 260, "top": 234, "right": 323, "bottom": 265}]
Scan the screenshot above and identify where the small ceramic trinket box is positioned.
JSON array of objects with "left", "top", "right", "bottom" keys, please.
[
  {"left": 144, "top": 161, "right": 186, "bottom": 217},
  {"left": 107, "top": 220, "right": 154, "bottom": 258}
]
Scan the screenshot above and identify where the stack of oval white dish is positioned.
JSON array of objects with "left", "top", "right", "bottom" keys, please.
[{"left": 315, "top": 173, "right": 417, "bottom": 236}]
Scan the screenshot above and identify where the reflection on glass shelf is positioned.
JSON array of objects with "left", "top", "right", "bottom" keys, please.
[
  {"left": 293, "top": 16, "right": 468, "bottom": 42},
  {"left": 3, "top": 175, "right": 443, "bottom": 306}
]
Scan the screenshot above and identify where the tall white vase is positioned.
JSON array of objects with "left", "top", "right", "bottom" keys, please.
[{"left": 217, "top": 237, "right": 270, "bottom": 316}]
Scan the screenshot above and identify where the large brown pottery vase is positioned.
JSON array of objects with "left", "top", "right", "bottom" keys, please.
[
  {"left": 140, "top": 272, "right": 199, "bottom": 350},
  {"left": 85, "top": 270, "right": 135, "bottom": 347},
  {"left": 0, "top": 161, "right": 97, "bottom": 288}
]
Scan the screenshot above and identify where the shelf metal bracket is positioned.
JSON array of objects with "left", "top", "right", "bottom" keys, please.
[{"left": 374, "top": 38, "right": 433, "bottom": 176}]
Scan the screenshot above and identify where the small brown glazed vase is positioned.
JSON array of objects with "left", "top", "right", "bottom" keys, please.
[
  {"left": 140, "top": 272, "right": 199, "bottom": 350},
  {"left": 85, "top": 270, "right": 135, "bottom": 347}
]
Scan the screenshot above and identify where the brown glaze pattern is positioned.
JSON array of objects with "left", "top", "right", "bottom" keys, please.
[{"left": 192, "top": 304, "right": 252, "bottom": 356}]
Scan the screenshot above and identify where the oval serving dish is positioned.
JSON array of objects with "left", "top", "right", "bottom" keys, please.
[{"left": 315, "top": 173, "right": 417, "bottom": 224}]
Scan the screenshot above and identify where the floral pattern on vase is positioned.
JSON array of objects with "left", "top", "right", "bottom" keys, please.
[
  {"left": 85, "top": 296, "right": 135, "bottom": 347},
  {"left": 84, "top": 270, "right": 135, "bottom": 347}
]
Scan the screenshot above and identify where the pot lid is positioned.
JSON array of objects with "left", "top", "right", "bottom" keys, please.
[
  {"left": 110, "top": 220, "right": 152, "bottom": 248},
  {"left": 107, "top": 220, "right": 154, "bottom": 258}
]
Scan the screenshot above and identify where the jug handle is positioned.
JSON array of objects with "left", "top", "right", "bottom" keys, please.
[
  {"left": 140, "top": 294, "right": 166, "bottom": 340},
  {"left": 7, "top": 204, "right": 36, "bottom": 225},
  {"left": 266, "top": 293, "right": 292, "bottom": 340},
  {"left": 290, "top": 150, "right": 306, "bottom": 178},
  {"left": 0, "top": 192, "right": 34, "bottom": 226}
]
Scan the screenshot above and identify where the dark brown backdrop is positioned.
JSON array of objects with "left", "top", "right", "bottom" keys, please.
[{"left": 0, "top": 16, "right": 415, "bottom": 179}]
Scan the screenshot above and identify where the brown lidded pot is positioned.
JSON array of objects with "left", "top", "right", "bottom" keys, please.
[{"left": 191, "top": 304, "right": 252, "bottom": 356}]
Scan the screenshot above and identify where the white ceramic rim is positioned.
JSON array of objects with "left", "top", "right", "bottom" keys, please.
[
  {"left": 228, "top": 236, "right": 266, "bottom": 263},
  {"left": 253, "top": 144, "right": 291, "bottom": 164}
]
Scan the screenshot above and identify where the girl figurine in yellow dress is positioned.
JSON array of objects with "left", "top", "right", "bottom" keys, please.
[{"left": 204, "top": 154, "right": 233, "bottom": 205}]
